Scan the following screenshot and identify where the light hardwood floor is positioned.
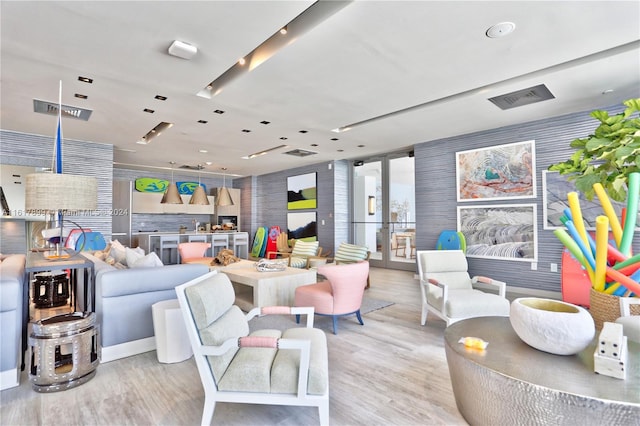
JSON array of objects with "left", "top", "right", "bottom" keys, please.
[{"left": 1, "top": 267, "right": 469, "bottom": 426}]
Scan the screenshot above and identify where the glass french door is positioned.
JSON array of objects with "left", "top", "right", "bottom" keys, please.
[{"left": 352, "top": 153, "right": 415, "bottom": 270}]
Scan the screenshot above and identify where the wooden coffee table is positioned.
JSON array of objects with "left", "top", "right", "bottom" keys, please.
[{"left": 210, "top": 261, "right": 316, "bottom": 309}]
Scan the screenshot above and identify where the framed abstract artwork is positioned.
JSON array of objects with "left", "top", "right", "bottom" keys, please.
[
  {"left": 287, "top": 172, "right": 317, "bottom": 210},
  {"left": 542, "top": 170, "right": 639, "bottom": 230},
  {"left": 456, "top": 140, "right": 536, "bottom": 202},
  {"left": 457, "top": 204, "right": 538, "bottom": 261},
  {"left": 287, "top": 212, "right": 317, "bottom": 242}
]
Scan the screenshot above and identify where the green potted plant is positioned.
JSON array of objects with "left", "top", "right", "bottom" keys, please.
[{"left": 548, "top": 98, "right": 640, "bottom": 202}]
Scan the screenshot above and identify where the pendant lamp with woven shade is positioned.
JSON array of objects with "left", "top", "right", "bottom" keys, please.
[
  {"left": 189, "top": 167, "right": 210, "bottom": 205},
  {"left": 216, "top": 167, "right": 234, "bottom": 207},
  {"left": 161, "top": 162, "right": 183, "bottom": 204}
]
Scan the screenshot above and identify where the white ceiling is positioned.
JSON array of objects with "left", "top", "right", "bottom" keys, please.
[{"left": 1, "top": 1, "right": 639, "bottom": 178}]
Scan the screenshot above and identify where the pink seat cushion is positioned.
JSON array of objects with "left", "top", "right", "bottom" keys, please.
[
  {"left": 295, "top": 281, "right": 334, "bottom": 314},
  {"left": 183, "top": 257, "right": 214, "bottom": 265}
]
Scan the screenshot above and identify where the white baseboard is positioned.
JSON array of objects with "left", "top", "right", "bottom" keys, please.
[
  {"left": 0, "top": 368, "right": 19, "bottom": 391},
  {"left": 100, "top": 337, "right": 156, "bottom": 363}
]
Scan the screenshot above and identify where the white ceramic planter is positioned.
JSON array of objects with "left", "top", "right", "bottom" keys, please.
[{"left": 510, "top": 298, "right": 595, "bottom": 355}]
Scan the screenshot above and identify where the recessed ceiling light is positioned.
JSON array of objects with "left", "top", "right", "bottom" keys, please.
[
  {"left": 602, "top": 89, "right": 615, "bottom": 94},
  {"left": 280, "top": 137, "right": 288, "bottom": 140},
  {"left": 205, "top": 161, "right": 212, "bottom": 165},
  {"left": 143, "top": 108, "right": 155, "bottom": 113},
  {"left": 279, "top": 26, "right": 288, "bottom": 35},
  {"left": 214, "top": 109, "right": 225, "bottom": 114},
  {"left": 238, "top": 57, "right": 246, "bottom": 66},
  {"left": 486, "top": 22, "right": 516, "bottom": 38},
  {"left": 199, "top": 149, "right": 208, "bottom": 153},
  {"left": 78, "top": 76, "right": 93, "bottom": 84},
  {"left": 330, "top": 138, "right": 339, "bottom": 141},
  {"left": 299, "top": 130, "right": 308, "bottom": 134},
  {"left": 74, "top": 93, "right": 88, "bottom": 99},
  {"left": 310, "top": 144, "right": 318, "bottom": 147},
  {"left": 260, "top": 120, "right": 270, "bottom": 125},
  {"left": 241, "top": 129, "right": 251, "bottom": 133},
  {"left": 155, "top": 95, "right": 167, "bottom": 101},
  {"left": 198, "top": 120, "right": 208, "bottom": 124},
  {"left": 358, "top": 145, "right": 365, "bottom": 148},
  {"left": 336, "top": 149, "right": 344, "bottom": 152}
]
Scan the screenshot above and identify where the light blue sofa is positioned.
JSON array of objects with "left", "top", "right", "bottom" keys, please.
[
  {"left": 0, "top": 254, "right": 26, "bottom": 390},
  {"left": 82, "top": 253, "right": 208, "bottom": 362}
]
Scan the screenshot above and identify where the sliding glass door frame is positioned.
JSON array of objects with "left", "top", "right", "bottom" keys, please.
[{"left": 350, "top": 150, "right": 415, "bottom": 271}]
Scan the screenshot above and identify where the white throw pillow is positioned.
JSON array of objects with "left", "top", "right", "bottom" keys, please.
[
  {"left": 127, "top": 250, "right": 164, "bottom": 268},
  {"left": 110, "top": 240, "right": 127, "bottom": 264},
  {"left": 124, "top": 246, "right": 145, "bottom": 267}
]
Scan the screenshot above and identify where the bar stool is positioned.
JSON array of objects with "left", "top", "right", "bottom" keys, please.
[
  {"left": 230, "top": 233, "right": 249, "bottom": 259},
  {"left": 210, "top": 234, "right": 229, "bottom": 257},
  {"left": 156, "top": 235, "right": 180, "bottom": 264}
]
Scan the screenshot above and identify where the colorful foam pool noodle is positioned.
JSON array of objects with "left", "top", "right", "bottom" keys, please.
[
  {"left": 612, "top": 285, "right": 629, "bottom": 296},
  {"left": 553, "top": 229, "right": 589, "bottom": 270},
  {"left": 565, "top": 220, "right": 596, "bottom": 271},
  {"left": 617, "top": 263, "right": 640, "bottom": 276},
  {"left": 620, "top": 172, "right": 639, "bottom": 257},
  {"left": 563, "top": 208, "right": 572, "bottom": 221},
  {"left": 594, "top": 216, "right": 609, "bottom": 292},
  {"left": 603, "top": 282, "right": 621, "bottom": 295},
  {"left": 604, "top": 267, "right": 640, "bottom": 296},
  {"left": 614, "top": 252, "right": 640, "bottom": 270},
  {"left": 611, "top": 268, "right": 640, "bottom": 296},
  {"left": 607, "top": 243, "right": 627, "bottom": 264},
  {"left": 567, "top": 192, "right": 591, "bottom": 251},
  {"left": 593, "top": 183, "right": 623, "bottom": 248}
]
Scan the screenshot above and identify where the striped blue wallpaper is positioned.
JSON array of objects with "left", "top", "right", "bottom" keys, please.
[
  {"left": 1, "top": 130, "right": 113, "bottom": 245},
  {"left": 414, "top": 103, "right": 638, "bottom": 293}
]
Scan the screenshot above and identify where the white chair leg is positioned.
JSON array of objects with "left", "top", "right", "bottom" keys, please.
[
  {"left": 201, "top": 397, "right": 216, "bottom": 426},
  {"left": 421, "top": 303, "right": 428, "bottom": 325},
  {"left": 318, "top": 400, "right": 329, "bottom": 426}
]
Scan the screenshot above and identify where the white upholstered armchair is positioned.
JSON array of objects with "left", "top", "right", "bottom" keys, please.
[
  {"left": 416, "top": 250, "right": 510, "bottom": 326},
  {"left": 176, "top": 271, "right": 329, "bottom": 425}
]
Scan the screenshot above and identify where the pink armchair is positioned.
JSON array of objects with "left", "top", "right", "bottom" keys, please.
[
  {"left": 178, "top": 242, "right": 214, "bottom": 265},
  {"left": 294, "top": 261, "right": 370, "bottom": 334}
]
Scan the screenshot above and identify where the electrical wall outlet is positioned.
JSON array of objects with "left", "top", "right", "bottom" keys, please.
[
  {"left": 531, "top": 262, "right": 537, "bottom": 271},
  {"left": 550, "top": 263, "right": 558, "bottom": 272}
]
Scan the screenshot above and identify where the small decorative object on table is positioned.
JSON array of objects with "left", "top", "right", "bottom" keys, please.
[
  {"left": 510, "top": 298, "right": 595, "bottom": 355},
  {"left": 594, "top": 322, "right": 628, "bottom": 380},
  {"left": 255, "top": 258, "right": 287, "bottom": 272}
]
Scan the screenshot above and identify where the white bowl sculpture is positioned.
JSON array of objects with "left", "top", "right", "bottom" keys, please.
[{"left": 510, "top": 298, "right": 595, "bottom": 355}]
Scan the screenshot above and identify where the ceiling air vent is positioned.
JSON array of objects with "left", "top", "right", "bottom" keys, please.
[
  {"left": 33, "top": 99, "right": 93, "bottom": 121},
  {"left": 488, "top": 84, "right": 555, "bottom": 110},
  {"left": 284, "top": 149, "right": 317, "bottom": 157},
  {"left": 179, "top": 164, "right": 205, "bottom": 170}
]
